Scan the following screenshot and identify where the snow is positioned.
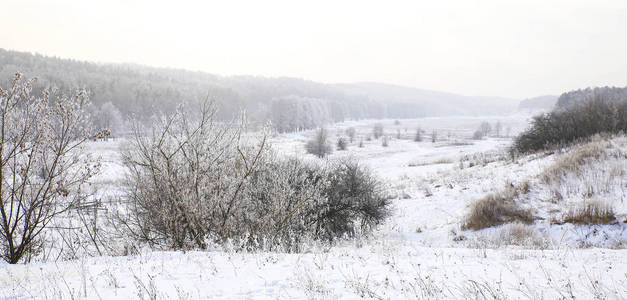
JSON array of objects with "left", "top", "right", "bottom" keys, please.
[{"left": 1, "top": 115, "right": 626, "bottom": 299}]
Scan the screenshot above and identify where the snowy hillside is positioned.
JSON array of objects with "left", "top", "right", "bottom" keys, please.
[{"left": 1, "top": 115, "right": 625, "bottom": 299}]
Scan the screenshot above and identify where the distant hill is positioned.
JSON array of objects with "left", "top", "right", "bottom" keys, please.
[
  {"left": 518, "top": 95, "right": 558, "bottom": 111},
  {"left": 1, "top": 48, "right": 522, "bottom": 132},
  {"left": 336, "top": 82, "right": 519, "bottom": 117}
]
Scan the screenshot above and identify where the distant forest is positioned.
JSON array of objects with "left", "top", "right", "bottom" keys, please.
[
  {"left": 0, "top": 49, "right": 519, "bottom": 133},
  {"left": 556, "top": 86, "right": 627, "bottom": 109}
]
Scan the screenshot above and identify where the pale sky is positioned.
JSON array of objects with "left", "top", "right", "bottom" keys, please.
[{"left": 2, "top": 0, "right": 627, "bottom": 98}]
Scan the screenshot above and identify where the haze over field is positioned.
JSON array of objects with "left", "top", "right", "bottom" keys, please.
[
  {"left": 2, "top": 0, "right": 627, "bottom": 98},
  {"left": 1, "top": 1, "right": 626, "bottom": 299}
]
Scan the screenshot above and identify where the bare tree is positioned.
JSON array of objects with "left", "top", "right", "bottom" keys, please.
[
  {"left": 431, "top": 130, "right": 437, "bottom": 143},
  {"left": 479, "top": 121, "right": 492, "bottom": 137},
  {"left": 373, "top": 123, "right": 384, "bottom": 139},
  {"left": 0, "top": 74, "right": 97, "bottom": 264},
  {"left": 495, "top": 121, "right": 502, "bottom": 138},
  {"left": 414, "top": 128, "right": 422, "bottom": 142},
  {"left": 345, "top": 127, "right": 356, "bottom": 143},
  {"left": 337, "top": 137, "right": 348, "bottom": 150},
  {"left": 306, "top": 128, "right": 333, "bottom": 158},
  {"left": 473, "top": 130, "right": 484, "bottom": 140},
  {"left": 96, "top": 101, "right": 124, "bottom": 139}
]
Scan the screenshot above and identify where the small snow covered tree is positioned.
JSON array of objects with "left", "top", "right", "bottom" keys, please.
[
  {"left": 495, "top": 121, "right": 502, "bottom": 138},
  {"left": 479, "top": 121, "right": 492, "bottom": 137},
  {"left": 431, "top": 130, "right": 437, "bottom": 143},
  {"left": 306, "top": 128, "right": 332, "bottom": 158},
  {"left": 97, "top": 101, "right": 124, "bottom": 139},
  {"left": 473, "top": 130, "right": 484, "bottom": 140},
  {"left": 337, "top": 137, "right": 348, "bottom": 150},
  {"left": 373, "top": 123, "right": 384, "bottom": 139},
  {"left": 345, "top": 127, "right": 356, "bottom": 143},
  {"left": 0, "top": 74, "right": 97, "bottom": 264},
  {"left": 414, "top": 128, "right": 422, "bottom": 142}
]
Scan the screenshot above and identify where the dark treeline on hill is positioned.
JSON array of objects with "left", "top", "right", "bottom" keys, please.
[
  {"left": 0, "top": 49, "right": 518, "bottom": 133},
  {"left": 514, "top": 88, "right": 627, "bottom": 153},
  {"left": 556, "top": 86, "right": 627, "bottom": 109}
]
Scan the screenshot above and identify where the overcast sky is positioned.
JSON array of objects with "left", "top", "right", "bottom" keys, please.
[{"left": 2, "top": 0, "right": 627, "bottom": 98}]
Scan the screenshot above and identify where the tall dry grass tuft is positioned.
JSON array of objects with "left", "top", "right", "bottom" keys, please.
[
  {"left": 561, "top": 201, "right": 616, "bottom": 225},
  {"left": 540, "top": 138, "right": 609, "bottom": 185},
  {"left": 462, "top": 187, "right": 534, "bottom": 230}
]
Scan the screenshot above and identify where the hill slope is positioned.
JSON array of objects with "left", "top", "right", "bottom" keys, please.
[{"left": 1, "top": 49, "right": 520, "bottom": 131}]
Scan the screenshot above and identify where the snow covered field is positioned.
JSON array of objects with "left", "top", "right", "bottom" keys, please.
[{"left": 1, "top": 115, "right": 626, "bottom": 299}]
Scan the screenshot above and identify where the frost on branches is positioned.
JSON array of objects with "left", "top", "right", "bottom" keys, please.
[{"left": 0, "top": 74, "right": 98, "bottom": 264}]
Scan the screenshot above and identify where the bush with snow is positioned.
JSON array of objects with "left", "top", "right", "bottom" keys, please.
[
  {"left": 119, "top": 104, "right": 390, "bottom": 251},
  {"left": 306, "top": 128, "right": 333, "bottom": 158}
]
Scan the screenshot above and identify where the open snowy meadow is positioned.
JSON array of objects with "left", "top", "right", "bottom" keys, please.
[{"left": 1, "top": 114, "right": 625, "bottom": 299}]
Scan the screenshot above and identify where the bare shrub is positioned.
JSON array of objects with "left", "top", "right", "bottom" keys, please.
[
  {"left": 561, "top": 201, "right": 616, "bottom": 225},
  {"left": 462, "top": 190, "right": 534, "bottom": 230},
  {"left": 479, "top": 121, "right": 492, "bottom": 137},
  {"left": 306, "top": 128, "right": 333, "bottom": 158},
  {"left": 120, "top": 105, "right": 390, "bottom": 251},
  {"left": 336, "top": 137, "right": 348, "bottom": 150},
  {"left": 381, "top": 135, "right": 389, "bottom": 147},
  {"left": 373, "top": 123, "right": 384, "bottom": 139},
  {"left": 315, "top": 159, "right": 391, "bottom": 240},
  {"left": 345, "top": 127, "right": 356, "bottom": 143},
  {"left": 0, "top": 74, "right": 97, "bottom": 264},
  {"left": 414, "top": 128, "right": 422, "bottom": 142},
  {"left": 472, "top": 130, "right": 484, "bottom": 140}
]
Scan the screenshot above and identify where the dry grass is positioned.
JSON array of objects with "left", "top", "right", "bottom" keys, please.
[
  {"left": 560, "top": 201, "right": 616, "bottom": 225},
  {"left": 459, "top": 151, "right": 507, "bottom": 168},
  {"left": 496, "top": 223, "right": 550, "bottom": 248},
  {"left": 408, "top": 157, "right": 453, "bottom": 167},
  {"left": 462, "top": 190, "right": 534, "bottom": 230},
  {"left": 468, "top": 222, "right": 551, "bottom": 249},
  {"left": 540, "top": 139, "right": 610, "bottom": 185}
]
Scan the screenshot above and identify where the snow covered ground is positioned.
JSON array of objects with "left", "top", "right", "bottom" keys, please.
[{"left": 1, "top": 115, "right": 626, "bottom": 299}]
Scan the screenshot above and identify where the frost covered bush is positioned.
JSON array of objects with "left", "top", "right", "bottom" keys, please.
[
  {"left": 472, "top": 130, "right": 484, "bottom": 140},
  {"left": 373, "top": 123, "right": 384, "bottom": 139},
  {"left": 305, "top": 128, "right": 332, "bottom": 158},
  {"left": 337, "top": 137, "right": 348, "bottom": 150},
  {"left": 345, "top": 127, "right": 356, "bottom": 143},
  {"left": 0, "top": 74, "right": 98, "bottom": 263},
  {"left": 120, "top": 104, "right": 390, "bottom": 251},
  {"left": 414, "top": 128, "right": 422, "bottom": 142},
  {"left": 315, "top": 159, "right": 391, "bottom": 240}
]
